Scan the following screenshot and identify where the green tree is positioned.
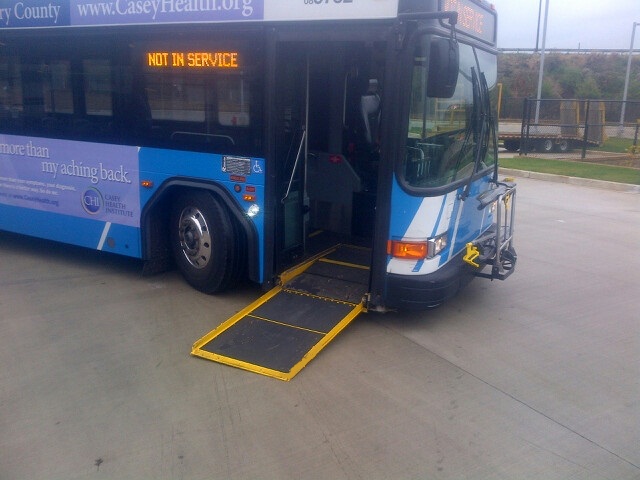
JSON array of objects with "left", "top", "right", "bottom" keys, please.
[
  {"left": 541, "top": 78, "right": 561, "bottom": 98},
  {"left": 576, "top": 76, "right": 602, "bottom": 99},
  {"left": 558, "top": 66, "right": 582, "bottom": 98}
]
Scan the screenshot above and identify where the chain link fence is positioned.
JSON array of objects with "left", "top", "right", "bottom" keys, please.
[{"left": 499, "top": 98, "right": 640, "bottom": 161}]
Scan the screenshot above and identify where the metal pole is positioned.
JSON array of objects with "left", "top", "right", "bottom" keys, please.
[
  {"left": 620, "top": 22, "right": 638, "bottom": 133},
  {"left": 534, "top": 0, "right": 549, "bottom": 127},
  {"left": 522, "top": 98, "right": 531, "bottom": 155},
  {"left": 582, "top": 100, "right": 590, "bottom": 160},
  {"left": 535, "top": 0, "right": 543, "bottom": 52}
]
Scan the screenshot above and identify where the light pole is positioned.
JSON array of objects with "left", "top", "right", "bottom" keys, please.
[
  {"left": 534, "top": 0, "right": 550, "bottom": 126},
  {"left": 620, "top": 21, "right": 639, "bottom": 133},
  {"left": 535, "top": 0, "right": 543, "bottom": 52}
]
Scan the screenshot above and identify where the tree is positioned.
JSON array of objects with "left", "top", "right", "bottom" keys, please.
[
  {"left": 498, "top": 52, "right": 639, "bottom": 101},
  {"left": 575, "top": 76, "right": 602, "bottom": 99},
  {"left": 557, "top": 66, "right": 582, "bottom": 98}
]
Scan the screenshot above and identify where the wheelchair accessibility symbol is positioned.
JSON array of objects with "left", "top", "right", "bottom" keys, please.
[{"left": 253, "top": 160, "right": 263, "bottom": 174}]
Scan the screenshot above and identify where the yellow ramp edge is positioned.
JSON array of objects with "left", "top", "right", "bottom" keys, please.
[{"left": 192, "top": 245, "right": 368, "bottom": 381}]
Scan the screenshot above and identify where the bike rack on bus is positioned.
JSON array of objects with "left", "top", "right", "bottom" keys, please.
[{"left": 464, "top": 183, "right": 517, "bottom": 280}]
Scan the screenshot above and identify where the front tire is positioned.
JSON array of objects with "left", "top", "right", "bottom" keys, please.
[{"left": 170, "top": 191, "right": 240, "bottom": 293}]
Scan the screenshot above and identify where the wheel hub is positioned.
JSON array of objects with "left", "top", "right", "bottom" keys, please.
[{"left": 178, "top": 206, "right": 212, "bottom": 269}]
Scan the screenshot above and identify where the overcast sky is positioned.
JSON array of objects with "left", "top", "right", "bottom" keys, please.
[{"left": 491, "top": 0, "right": 640, "bottom": 50}]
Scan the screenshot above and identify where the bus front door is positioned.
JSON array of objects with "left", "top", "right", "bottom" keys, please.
[{"left": 274, "top": 45, "right": 308, "bottom": 271}]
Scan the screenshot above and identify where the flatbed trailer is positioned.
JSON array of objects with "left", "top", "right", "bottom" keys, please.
[
  {"left": 499, "top": 132, "right": 600, "bottom": 153},
  {"left": 499, "top": 99, "right": 605, "bottom": 154}
]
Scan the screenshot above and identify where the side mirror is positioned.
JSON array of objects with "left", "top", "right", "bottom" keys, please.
[{"left": 427, "top": 37, "right": 459, "bottom": 99}]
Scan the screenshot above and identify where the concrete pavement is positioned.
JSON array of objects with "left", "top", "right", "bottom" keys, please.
[{"left": 1, "top": 175, "right": 638, "bottom": 479}]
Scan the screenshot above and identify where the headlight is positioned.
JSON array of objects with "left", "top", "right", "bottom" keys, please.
[
  {"left": 427, "top": 232, "right": 448, "bottom": 258},
  {"left": 247, "top": 204, "right": 260, "bottom": 217}
]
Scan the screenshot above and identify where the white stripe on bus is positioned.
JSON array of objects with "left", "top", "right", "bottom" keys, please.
[{"left": 97, "top": 222, "right": 112, "bottom": 251}]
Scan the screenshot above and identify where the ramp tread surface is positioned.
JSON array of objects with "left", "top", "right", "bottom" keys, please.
[
  {"left": 324, "top": 245, "right": 371, "bottom": 267},
  {"left": 252, "top": 290, "right": 355, "bottom": 333},
  {"left": 286, "top": 273, "right": 367, "bottom": 304},
  {"left": 305, "top": 261, "right": 369, "bottom": 285},
  {"left": 192, "top": 244, "right": 370, "bottom": 380},
  {"left": 199, "top": 315, "right": 324, "bottom": 373}
]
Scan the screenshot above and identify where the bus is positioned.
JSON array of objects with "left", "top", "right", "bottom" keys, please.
[{"left": 0, "top": 0, "right": 516, "bottom": 314}]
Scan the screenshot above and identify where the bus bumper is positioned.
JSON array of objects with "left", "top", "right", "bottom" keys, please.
[{"left": 383, "top": 253, "right": 475, "bottom": 310}]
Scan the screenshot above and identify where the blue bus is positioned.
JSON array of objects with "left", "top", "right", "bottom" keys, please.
[{"left": 0, "top": 0, "right": 516, "bottom": 315}]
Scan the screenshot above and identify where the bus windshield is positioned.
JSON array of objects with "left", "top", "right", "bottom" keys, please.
[{"left": 403, "top": 36, "right": 497, "bottom": 190}]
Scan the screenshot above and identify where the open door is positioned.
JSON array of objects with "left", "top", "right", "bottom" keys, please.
[
  {"left": 274, "top": 44, "right": 308, "bottom": 271},
  {"left": 272, "top": 38, "right": 385, "bottom": 280}
]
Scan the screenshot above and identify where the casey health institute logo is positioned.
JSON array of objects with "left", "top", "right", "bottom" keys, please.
[{"left": 82, "top": 187, "right": 103, "bottom": 215}]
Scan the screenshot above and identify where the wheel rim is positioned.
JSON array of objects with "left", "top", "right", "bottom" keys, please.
[
  {"left": 543, "top": 140, "right": 553, "bottom": 152},
  {"left": 178, "top": 206, "right": 212, "bottom": 269}
]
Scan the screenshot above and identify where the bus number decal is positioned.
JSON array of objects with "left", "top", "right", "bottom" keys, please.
[
  {"left": 264, "top": 0, "right": 397, "bottom": 22},
  {"left": 303, "top": 0, "right": 353, "bottom": 4}
]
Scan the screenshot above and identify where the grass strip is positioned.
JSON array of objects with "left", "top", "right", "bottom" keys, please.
[
  {"left": 499, "top": 156, "right": 640, "bottom": 185},
  {"left": 594, "top": 137, "right": 635, "bottom": 154}
]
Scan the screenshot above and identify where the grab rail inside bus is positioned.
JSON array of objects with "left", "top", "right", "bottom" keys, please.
[
  {"left": 282, "top": 128, "right": 306, "bottom": 204},
  {"left": 170, "top": 131, "right": 235, "bottom": 149}
]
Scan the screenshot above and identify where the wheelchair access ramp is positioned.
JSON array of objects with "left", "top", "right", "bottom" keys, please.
[{"left": 192, "top": 245, "right": 370, "bottom": 381}]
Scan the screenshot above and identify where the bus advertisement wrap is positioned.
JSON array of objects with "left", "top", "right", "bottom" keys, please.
[
  {"left": 71, "top": 0, "right": 263, "bottom": 26},
  {"left": 0, "top": 0, "right": 263, "bottom": 28},
  {"left": 0, "top": 0, "right": 399, "bottom": 28},
  {"left": 0, "top": 135, "right": 140, "bottom": 227}
]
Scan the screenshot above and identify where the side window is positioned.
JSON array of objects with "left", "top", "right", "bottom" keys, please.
[
  {"left": 139, "top": 43, "right": 262, "bottom": 155},
  {"left": 0, "top": 57, "right": 22, "bottom": 123},
  {"left": 1, "top": 37, "right": 264, "bottom": 153},
  {"left": 145, "top": 70, "right": 206, "bottom": 122},
  {"left": 0, "top": 57, "right": 67, "bottom": 132},
  {"left": 43, "top": 60, "right": 73, "bottom": 114},
  {"left": 217, "top": 76, "right": 250, "bottom": 127},
  {"left": 84, "top": 59, "right": 113, "bottom": 116},
  {"left": 0, "top": 53, "right": 115, "bottom": 139},
  {"left": 476, "top": 49, "right": 498, "bottom": 171},
  {"left": 403, "top": 37, "right": 497, "bottom": 191},
  {"left": 404, "top": 39, "right": 477, "bottom": 188}
]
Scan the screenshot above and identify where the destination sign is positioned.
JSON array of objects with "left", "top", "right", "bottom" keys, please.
[
  {"left": 440, "top": 0, "right": 496, "bottom": 44},
  {"left": 147, "top": 51, "right": 239, "bottom": 69}
]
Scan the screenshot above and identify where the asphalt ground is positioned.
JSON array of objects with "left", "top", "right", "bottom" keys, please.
[{"left": 1, "top": 175, "right": 639, "bottom": 480}]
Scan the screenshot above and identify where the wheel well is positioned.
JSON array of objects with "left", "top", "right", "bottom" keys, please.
[{"left": 141, "top": 182, "right": 258, "bottom": 283}]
